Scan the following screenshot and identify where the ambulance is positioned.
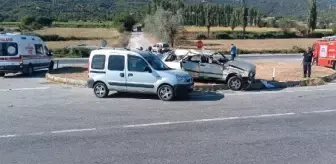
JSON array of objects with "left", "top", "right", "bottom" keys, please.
[
  {"left": 313, "top": 35, "right": 336, "bottom": 70},
  {"left": 0, "top": 33, "right": 54, "bottom": 76}
]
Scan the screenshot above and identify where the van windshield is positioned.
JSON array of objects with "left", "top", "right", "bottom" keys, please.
[
  {"left": 0, "top": 43, "right": 18, "bottom": 56},
  {"left": 163, "top": 43, "right": 169, "bottom": 48},
  {"left": 142, "top": 54, "right": 172, "bottom": 71}
]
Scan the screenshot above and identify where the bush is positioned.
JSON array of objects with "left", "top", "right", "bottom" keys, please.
[
  {"left": 53, "top": 47, "right": 92, "bottom": 58},
  {"left": 278, "top": 18, "right": 295, "bottom": 33},
  {"left": 291, "top": 46, "right": 305, "bottom": 53},
  {"left": 332, "top": 26, "right": 336, "bottom": 34},
  {"left": 196, "top": 34, "right": 207, "bottom": 40}
]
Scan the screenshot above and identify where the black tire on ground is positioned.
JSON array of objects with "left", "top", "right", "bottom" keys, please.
[
  {"left": 93, "top": 82, "right": 109, "bottom": 98},
  {"left": 48, "top": 61, "right": 54, "bottom": 72},
  {"left": 333, "top": 62, "right": 336, "bottom": 70},
  {"left": 23, "top": 65, "right": 34, "bottom": 76},
  {"left": 157, "top": 84, "right": 175, "bottom": 101},
  {"left": 0, "top": 72, "right": 5, "bottom": 77},
  {"left": 228, "top": 76, "right": 243, "bottom": 91}
]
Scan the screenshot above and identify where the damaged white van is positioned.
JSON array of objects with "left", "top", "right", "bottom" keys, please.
[{"left": 0, "top": 33, "right": 54, "bottom": 77}]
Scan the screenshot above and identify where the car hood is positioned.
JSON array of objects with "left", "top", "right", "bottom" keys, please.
[
  {"left": 157, "top": 69, "right": 190, "bottom": 78},
  {"left": 225, "top": 60, "right": 256, "bottom": 71}
]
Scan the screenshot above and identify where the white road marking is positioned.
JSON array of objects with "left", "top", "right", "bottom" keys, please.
[
  {"left": 123, "top": 113, "right": 295, "bottom": 128},
  {"left": 221, "top": 87, "right": 336, "bottom": 96},
  {"left": 303, "top": 110, "right": 336, "bottom": 114},
  {"left": 51, "top": 128, "right": 97, "bottom": 134},
  {"left": 2, "top": 110, "right": 336, "bottom": 139},
  {"left": 0, "top": 134, "right": 18, "bottom": 138},
  {"left": 0, "top": 87, "right": 50, "bottom": 92}
]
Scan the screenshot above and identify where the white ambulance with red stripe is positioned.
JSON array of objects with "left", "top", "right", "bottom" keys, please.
[{"left": 0, "top": 33, "right": 54, "bottom": 77}]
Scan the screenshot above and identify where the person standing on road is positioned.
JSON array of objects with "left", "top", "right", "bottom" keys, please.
[
  {"left": 230, "top": 44, "right": 237, "bottom": 61},
  {"left": 302, "top": 47, "right": 314, "bottom": 78},
  {"left": 147, "top": 46, "right": 152, "bottom": 52}
]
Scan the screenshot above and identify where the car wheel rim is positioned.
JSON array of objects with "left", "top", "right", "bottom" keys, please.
[
  {"left": 230, "top": 78, "right": 241, "bottom": 89},
  {"left": 94, "top": 85, "right": 106, "bottom": 97},
  {"left": 159, "top": 86, "right": 173, "bottom": 100}
]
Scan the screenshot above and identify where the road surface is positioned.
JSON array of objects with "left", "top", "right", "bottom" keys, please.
[
  {"left": 52, "top": 32, "right": 302, "bottom": 67},
  {"left": 1, "top": 70, "right": 336, "bottom": 163}
]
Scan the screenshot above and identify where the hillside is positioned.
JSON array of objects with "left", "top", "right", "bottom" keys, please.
[{"left": 0, "top": 0, "right": 335, "bottom": 21}]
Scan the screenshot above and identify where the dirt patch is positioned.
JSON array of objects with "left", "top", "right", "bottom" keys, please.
[
  {"left": 254, "top": 61, "right": 336, "bottom": 82},
  {"left": 50, "top": 61, "right": 336, "bottom": 83}
]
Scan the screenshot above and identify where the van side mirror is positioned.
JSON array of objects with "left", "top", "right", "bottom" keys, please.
[{"left": 144, "top": 66, "right": 152, "bottom": 73}]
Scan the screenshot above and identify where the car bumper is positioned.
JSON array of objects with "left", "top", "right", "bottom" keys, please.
[
  {"left": 174, "top": 83, "right": 194, "bottom": 96},
  {"left": 87, "top": 78, "right": 95, "bottom": 88},
  {"left": 0, "top": 65, "right": 23, "bottom": 73}
]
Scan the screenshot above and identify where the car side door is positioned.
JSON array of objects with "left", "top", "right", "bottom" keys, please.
[
  {"left": 181, "top": 55, "right": 201, "bottom": 78},
  {"left": 126, "top": 55, "right": 158, "bottom": 93},
  {"left": 105, "top": 54, "right": 127, "bottom": 91},
  {"left": 199, "top": 57, "right": 223, "bottom": 79}
]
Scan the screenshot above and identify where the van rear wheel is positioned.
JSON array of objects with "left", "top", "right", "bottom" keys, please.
[
  {"left": 93, "top": 82, "right": 109, "bottom": 98},
  {"left": 0, "top": 73, "right": 5, "bottom": 77},
  {"left": 157, "top": 84, "right": 174, "bottom": 101},
  {"left": 23, "top": 65, "right": 34, "bottom": 76}
]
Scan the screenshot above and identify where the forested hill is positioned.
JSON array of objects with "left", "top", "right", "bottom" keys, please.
[
  {"left": 0, "top": 0, "right": 335, "bottom": 21},
  {"left": 196, "top": 0, "right": 336, "bottom": 19}
]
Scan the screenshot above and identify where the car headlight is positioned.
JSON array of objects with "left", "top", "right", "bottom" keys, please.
[
  {"left": 248, "top": 71, "right": 255, "bottom": 77},
  {"left": 176, "top": 75, "right": 186, "bottom": 82}
]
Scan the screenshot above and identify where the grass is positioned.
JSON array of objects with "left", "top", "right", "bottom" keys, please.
[
  {"left": 178, "top": 38, "right": 317, "bottom": 51},
  {"left": 34, "top": 27, "right": 120, "bottom": 39},
  {"left": 184, "top": 26, "right": 333, "bottom": 33}
]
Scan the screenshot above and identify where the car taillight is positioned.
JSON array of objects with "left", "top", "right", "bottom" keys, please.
[{"left": 87, "top": 61, "right": 90, "bottom": 77}]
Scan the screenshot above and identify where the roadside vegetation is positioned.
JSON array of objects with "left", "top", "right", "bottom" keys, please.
[{"left": 0, "top": 0, "right": 335, "bottom": 57}]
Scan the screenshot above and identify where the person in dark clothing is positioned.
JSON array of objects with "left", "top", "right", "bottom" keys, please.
[{"left": 302, "top": 47, "right": 314, "bottom": 78}]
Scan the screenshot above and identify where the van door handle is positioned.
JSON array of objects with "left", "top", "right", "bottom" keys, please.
[
  {"left": 128, "top": 73, "right": 133, "bottom": 77},
  {"left": 120, "top": 73, "right": 125, "bottom": 77}
]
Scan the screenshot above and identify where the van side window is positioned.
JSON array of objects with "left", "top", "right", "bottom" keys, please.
[
  {"left": 108, "top": 55, "right": 125, "bottom": 71},
  {"left": 35, "top": 44, "right": 44, "bottom": 55},
  {"left": 91, "top": 55, "right": 106, "bottom": 70},
  {"left": 128, "top": 55, "right": 148, "bottom": 72}
]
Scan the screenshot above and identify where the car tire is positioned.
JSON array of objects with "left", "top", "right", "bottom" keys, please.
[
  {"left": 228, "top": 76, "right": 243, "bottom": 91},
  {"left": 333, "top": 62, "right": 336, "bottom": 70},
  {"left": 0, "top": 72, "right": 5, "bottom": 77},
  {"left": 157, "top": 84, "right": 175, "bottom": 101},
  {"left": 93, "top": 82, "right": 109, "bottom": 98},
  {"left": 23, "top": 65, "right": 34, "bottom": 77}
]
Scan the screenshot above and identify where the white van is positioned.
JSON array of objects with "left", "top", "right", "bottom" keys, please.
[
  {"left": 87, "top": 48, "right": 194, "bottom": 101},
  {"left": 0, "top": 33, "right": 54, "bottom": 76}
]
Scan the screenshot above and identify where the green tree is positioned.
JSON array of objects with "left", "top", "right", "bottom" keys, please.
[
  {"left": 36, "top": 17, "right": 53, "bottom": 26},
  {"left": 230, "top": 10, "right": 238, "bottom": 31},
  {"left": 144, "top": 8, "right": 182, "bottom": 47},
  {"left": 21, "top": 16, "right": 36, "bottom": 26},
  {"left": 204, "top": 4, "right": 211, "bottom": 38},
  {"left": 307, "top": 0, "right": 317, "bottom": 33},
  {"left": 241, "top": 0, "right": 248, "bottom": 35}
]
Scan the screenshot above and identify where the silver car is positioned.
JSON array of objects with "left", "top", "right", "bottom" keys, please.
[{"left": 161, "top": 49, "right": 256, "bottom": 91}]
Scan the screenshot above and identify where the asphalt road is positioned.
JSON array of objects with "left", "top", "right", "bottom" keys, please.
[
  {"left": 1, "top": 71, "right": 336, "bottom": 164},
  {"left": 52, "top": 32, "right": 302, "bottom": 66}
]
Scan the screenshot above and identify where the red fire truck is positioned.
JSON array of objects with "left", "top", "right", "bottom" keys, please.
[{"left": 313, "top": 35, "right": 336, "bottom": 70}]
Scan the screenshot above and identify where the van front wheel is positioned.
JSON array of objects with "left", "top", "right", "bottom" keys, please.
[
  {"left": 158, "top": 84, "right": 174, "bottom": 101},
  {"left": 0, "top": 73, "right": 5, "bottom": 77}
]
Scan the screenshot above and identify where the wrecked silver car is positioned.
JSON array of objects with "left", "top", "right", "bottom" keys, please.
[{"left": 161, "top": 49, "right": 256, "bottom": 91}]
